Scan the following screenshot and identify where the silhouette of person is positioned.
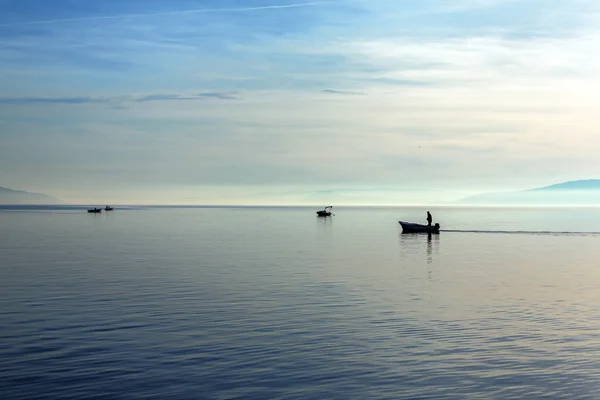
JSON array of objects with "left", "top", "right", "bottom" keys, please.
[{"left": 426, "top": 211, "right": 432, "bottom": 226}]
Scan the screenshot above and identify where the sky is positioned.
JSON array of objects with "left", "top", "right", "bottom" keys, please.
[{"left": 1, "top": 0, "right": 600, "bottom": 205}]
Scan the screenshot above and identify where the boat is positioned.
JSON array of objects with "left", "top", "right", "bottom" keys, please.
[
  {"left": 399, "top": 221, "right": 440, "bottom": 234},
  {"left": 104, "top": 206, "right": 114, "bottom": 211},
  {"left": 316, "top": 206, "right": 333, "bottom": 217},
  {"left": 87, "top": 208, "right": 102, "bottom": 213}
]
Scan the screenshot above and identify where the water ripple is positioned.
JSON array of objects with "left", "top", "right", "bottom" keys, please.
[{"left": 2, "top": 207, "right": 600, "bottom": 399}]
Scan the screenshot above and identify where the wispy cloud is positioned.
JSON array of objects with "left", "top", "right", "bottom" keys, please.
[
  {"left": 0, "top": 96, "right": 107, "bottom": 104},
  {"left": 136, "top": 94, "right": 185, "bottom": 102},
  {"left": 0, "top": 2, "right": 331, "bottom": 28},
  {"left": 0, "top": 92, "right": 239, "bottom": 105},
  {"left": 322, "top": 89, "right": 363, "bottom": 95},
  {"left": 197, "top": 92, "right": 239, "bottom": 100},
  {"left": 134, "top": 91, "right": 239, "bottom": 102}
]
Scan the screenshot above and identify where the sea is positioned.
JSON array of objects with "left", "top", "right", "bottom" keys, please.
[{"left": 1, "top": 205, "right": 600, "bottom": 399}]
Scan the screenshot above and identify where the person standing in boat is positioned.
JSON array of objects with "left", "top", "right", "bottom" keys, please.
[{"left": 426, "top": 211, "right": 432, "bottom": 226}]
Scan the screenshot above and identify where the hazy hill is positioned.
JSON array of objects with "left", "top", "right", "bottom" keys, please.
[
  {"left": 458, "top": 180, "right": 600, "bottom": 205},
  {"left": 0, "top": 186, "right": 61, "bottom": 204},
  {"left": 527, "top": 180, "right": 600, "bottom": 191}
]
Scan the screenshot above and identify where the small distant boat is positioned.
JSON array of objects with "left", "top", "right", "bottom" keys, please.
[
  {"left": 87, "top": 208, "right": 102, "bottom": 213},
  {"left": 399, "top": 221, "right": 440, "bottom": 234},
  {"left": 104, "top": 206, "right": 114, "bottom": 211},
  {"left": 316, "top": 206, "right": 334, "bottom": 217}
]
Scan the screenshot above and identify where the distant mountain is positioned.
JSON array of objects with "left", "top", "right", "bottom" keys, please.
[
  {"left": 527, "top": 180, "right": 600, "bottom": 191},
  {"left": 458, "top": 180, "right": 600, "bottom": 205},
  {"left": 0, "top": 186, "right": 61, "bottom": 204}
]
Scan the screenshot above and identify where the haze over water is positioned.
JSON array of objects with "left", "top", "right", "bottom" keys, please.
[{"left": 1, "top": 206, "right": 600, "bottom": 399}]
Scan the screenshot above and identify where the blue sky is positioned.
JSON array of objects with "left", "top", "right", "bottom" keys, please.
[{"left": 1, "top": 0, "right": 599, "bottom": 204}]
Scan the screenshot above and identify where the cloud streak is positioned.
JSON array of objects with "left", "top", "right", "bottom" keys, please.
[
  {"left": 136, "top": 92, "right": 238, "bottom": 102},
  {"left": 0, "top": 2, "right": 331, "bottom": 28},
  {"left": 322, "top": 89, "right": 363, "bottom": 95},
  {"left": 0, "top": 92, "right": 239, "bottom": 105},
  {"left": 0, "top": 96, "right": 107, "bottom": 104}
]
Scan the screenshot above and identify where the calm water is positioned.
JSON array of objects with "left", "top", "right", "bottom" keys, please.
[{"left": 1, "top": 206, "right": 600, "bottom": 399}]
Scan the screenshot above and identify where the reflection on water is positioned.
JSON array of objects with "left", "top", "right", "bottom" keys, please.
[
  {"left": 399, "top": 232, "right": 439, "bottom": 258},
  {"left": 400, "top": 232, "right": 440, "bottom": 282},
  {"left": 427, "top": 234, "right": 433, "bottom": 282},
  {"left": 427, "top": 233, "right": 432, "bottom": 262},
  {"left": 316, "top": 214, "right": 333, "bottom": 225}
]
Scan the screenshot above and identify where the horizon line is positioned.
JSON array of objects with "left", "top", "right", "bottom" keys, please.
[{"left": 2, "top": 204, "right": 600, "bottom": 209}]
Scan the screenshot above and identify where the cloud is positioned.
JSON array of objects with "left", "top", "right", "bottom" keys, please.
[
  {"left": 136, "top": 92, "right": 238, "bottom": 102},
  {"left": 0, "top": 2, "right": 331, "bottom": 28},
  {"left": 322, "top": 89, "right": 363, "bottom": 95},
  {"left": 365, "top": 78, "right": 433, "bottom": 87},
  {"left": 0, "top": 96, "right": 107, "bottom": 104},
  {"left": 136, "top": 94, "right": 197, "bottom": 102},
  {"left": 0, "top": 92, "right": 239, "bottom": 105},
  {"left": 197, "top": 92, "right": 239, "bottom": 100}
]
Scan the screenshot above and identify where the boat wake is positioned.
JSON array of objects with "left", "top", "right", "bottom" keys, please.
[{"left": 442, "top": 229, "right": 600, "bottom": 236}]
